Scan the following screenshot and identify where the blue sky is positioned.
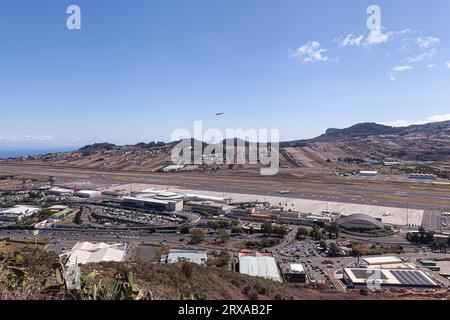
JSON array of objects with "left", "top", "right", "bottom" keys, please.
[{"left": 0, "top": 0, "right": 449, "bottom": 147}]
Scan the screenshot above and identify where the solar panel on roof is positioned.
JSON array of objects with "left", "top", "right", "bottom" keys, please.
[
  {"left": 390, "top": 270, "right": 437, "bottom": 287},
  {"left": 352, "top": 269, "right": 388, "bottom": 280}
]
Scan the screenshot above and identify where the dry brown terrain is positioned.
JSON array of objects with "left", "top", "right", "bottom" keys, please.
[{"left": 2, "top": 121, "right": 448, "bottom": 174}]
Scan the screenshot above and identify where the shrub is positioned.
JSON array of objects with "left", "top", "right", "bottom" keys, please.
[{"left": 181, "top": 262, "right": 193, "bottom": 278}]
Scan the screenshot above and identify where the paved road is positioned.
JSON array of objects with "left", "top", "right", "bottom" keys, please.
[{"left": 0, "top": 227, "right": 241, "bottom": 255}]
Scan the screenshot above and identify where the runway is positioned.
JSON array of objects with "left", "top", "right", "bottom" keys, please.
[{"left": 1, "top": 162, "right": 450, "bottom": 211}]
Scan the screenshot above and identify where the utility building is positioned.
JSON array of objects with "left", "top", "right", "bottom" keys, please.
[
  {"left": 283, "top": 263, "right": 306, "bottom": 283},
  {"left": 166, "top": 250, "right": 208, "bottom": 265}
]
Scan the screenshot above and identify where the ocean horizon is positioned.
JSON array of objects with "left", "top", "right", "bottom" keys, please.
[{"left": 0, "top": 147, "right": 78, "bottom": 159}]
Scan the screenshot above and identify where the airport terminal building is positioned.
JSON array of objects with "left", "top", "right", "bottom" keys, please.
[{"left": 122, "top": 196, "right": 184, "bottom": 212}]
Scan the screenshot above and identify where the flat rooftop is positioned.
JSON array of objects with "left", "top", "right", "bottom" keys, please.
[
  {"left": 288, "top": 263, "right": 305, "bottom": 273},
  {"left": 344, "top": 268, "right": 439, "bottom": 288},
  {"left": 167, "top": 250, "right": 207, "bottom": 265},
  {"left": 0, "top": 205, "right": 41, "bottom": 215},
  {"left": 362, "top": 256, "right": 403, "bottom": 265},
  {"left": 123, "top": 196, "right": 171, "bottom": 205},
  {"left": 185, "top": 201, "right": 226, "bottom": 208},
  {"left": 239, "top": 254, "right": 282, "bottom": 283}
]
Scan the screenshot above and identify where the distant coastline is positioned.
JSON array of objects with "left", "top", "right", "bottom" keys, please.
[{"left": 0, "top": 147, "right": 78, "bottom": 159}]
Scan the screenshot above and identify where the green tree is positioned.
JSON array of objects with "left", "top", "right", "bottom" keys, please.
[
  {"left": 430, "top": 239, "right": 448, "bottom": 253},
  {"left": 190, "top": 229, "right": 205, "bottom": 244},
  {"left": 327, "top": 222, "right": 340, "bottom": 238},
  {"left": 231, "top": 226, "right": 243, "bottom": 234},
  {"left": 262, "top": 221, "right": 272, "bottom": 236},
  {"left": 296, "top": 227, "right": 309, "bottom": 239},
  {"left": 273, "top": 225, "right": 288, "bottom": 238},
  {"left": 181, "top": 262, "right": 193, "bottom": 277},
  {"left": 310, "top": 225, "right": 325, "bottom": 240},
  {"left": 73, "top": 207, "right": 83, "bottom": 225},
  {"left": 207, "top": 250, "right": 230, "bottom": 267},
  {"left": 218, "top": 230, "right": 230, "bottom": 244},
  {"left": 327, "top": 242, "right": 341, "bottom": 257},
  {"left": 180, "top": 226, "right": 190, "bottom": 234},
  {"left": 207, "top": 221, "right": 220, "bottom": 230},
  {"left": 319, "top": 240, "right": 327, "bottom": 249}
]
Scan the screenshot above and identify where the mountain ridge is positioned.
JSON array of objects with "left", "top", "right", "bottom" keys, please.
[{"left": 2, "top": 120, "right": 449, "bottom": 172}]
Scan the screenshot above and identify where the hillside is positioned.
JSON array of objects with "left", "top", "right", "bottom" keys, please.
[
  {"left": 0, "top": 245, "right": 349, "bottom": 300},
  {"left": 281, "top": 121, "right": 450, "bottom": 170},
  {"left": 1, "top": 245, "right": 446, "bottom": 300},
  {"left": 2, "top": 121, "right": 449, "bottom": 172}
]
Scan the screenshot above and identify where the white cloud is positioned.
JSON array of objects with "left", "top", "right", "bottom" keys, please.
[
  {"left": 24, "top": 135, "right": 55, "bottom": 141},
  {"left": 381, "top": 119, "right": 413, "bottom": 127},
  {"left": 289, "top": 41, "right": 330, "bottom": 63},
  {"left": 380, "top": 113, "right": 450, "bottom": 127},
  {"left": 388, "top": 73, "right": 396, "bottom": 81},
  {"left": 336, "top": 28, "right": 411, "bottom": 49},
  {"left": 404, "top": 49, "right": 436, "bottom": 64},
  {"left": 0, "top": 135, "right": 55, "bottom": 143},
  {"left": 338, "top": 34, "right": 364, "bottom": 47},
  {"left": 393, "top": 65, "right": 413, "bottom": 72},
  {"left": 365, "top": 30, "right": 390, "bottom": 46},
  {"left": 365, "top": 29, "right": 410, "bottom": 47},
  {"left": 427, "top": 64, "right": 436, "bottom": 68},
  {"left": 428, "top": 114, "right": 450, "bottom": 122},
  {"left": 447, "top": 61, "right": 450, "bottom": 69},
  {"left": 417, "top": 36, "right": 440, "bottom": 48}
]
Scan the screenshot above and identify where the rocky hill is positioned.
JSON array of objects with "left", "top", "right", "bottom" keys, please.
[
  {"left": 2, "top": 121, "right": 449, "bottom": 172},
  {"left": 281, "top": 121, "right": 450, "bottom": 169}
]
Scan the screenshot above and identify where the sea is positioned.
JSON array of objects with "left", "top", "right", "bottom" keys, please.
[{"left": 0, "top": 147, "right": 77, "bottom": 159}]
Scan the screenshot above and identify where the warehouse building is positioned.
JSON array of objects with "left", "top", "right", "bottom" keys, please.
[
  {"left": 0, "top": 205, "right": 41, "bottom": 223},
  {"left": 122, "top": 196, "right": 184, "bottom": 212},
  {"left": 61, "top": 242, "right": 126, "bottom": 267},
  {"left": 343, "top": 268, "right": 439, "bottom": 289},
  {"left": 338, "top": 213, "right": 384, "bottom": 230},
  {"left": 362, "top": 256, "right": 403, "bottom": 266},
  {"left": 166, "top": 249, "right": 207, "bottom": 265},
  {"left": 239, "top": 251, "right": 282, "bottom": 283},
  {"left": 361, "top": 256, "right": 416, "bottom": 269}
]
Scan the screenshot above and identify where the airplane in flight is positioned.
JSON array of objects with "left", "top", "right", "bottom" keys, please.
[{"left": 216, "top": 112, "right": 224, "bottom": 116}]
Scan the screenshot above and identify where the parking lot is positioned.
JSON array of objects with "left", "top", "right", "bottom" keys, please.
[{"left": 279, "top": 240, "right": 321, "bottom": 258}]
